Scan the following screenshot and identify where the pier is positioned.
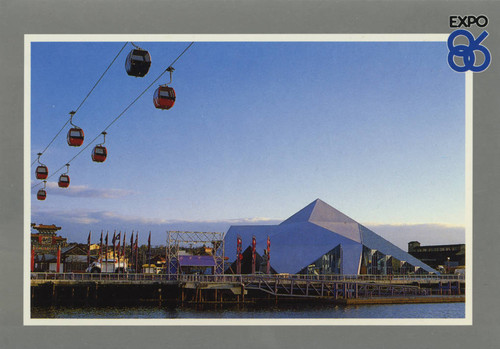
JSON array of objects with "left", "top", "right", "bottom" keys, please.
[{"left": 31, "top": 273, "right": 465, "bottom": 305}]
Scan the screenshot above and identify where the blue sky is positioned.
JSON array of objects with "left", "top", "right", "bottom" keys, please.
[{"left": 30, "top": 40, "right": 466, "bottom": 248}]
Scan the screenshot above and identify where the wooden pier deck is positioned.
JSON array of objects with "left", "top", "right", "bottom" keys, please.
[{"left": 31, "top": 273, "right": 464, "bottom": 304}]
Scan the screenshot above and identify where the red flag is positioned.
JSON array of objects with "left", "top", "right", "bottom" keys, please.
[
  {"left": 236, "top": 236, "right": 242, "bottom": 275},
  {"left": 56, "top": 245, "right": 61, "bottom": 273},
  {"left": 31, "top": 247, "right": 35, "bottom": 272},
  {"left": 251, "top": 236, "right": 256, "bottom": 274},
  {"left": 266, "top": 236, "right": 271, "bottom": 274}
]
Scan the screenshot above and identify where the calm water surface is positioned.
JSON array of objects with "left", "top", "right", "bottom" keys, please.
[{"left": 32, "top": 302, "right": 465, "bottom": 319}]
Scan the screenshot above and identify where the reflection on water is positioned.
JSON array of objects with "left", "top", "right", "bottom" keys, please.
[{"left": 31, "top": 302, "right": 465, "bottom": 319}]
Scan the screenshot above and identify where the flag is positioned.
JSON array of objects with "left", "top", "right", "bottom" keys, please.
[
  {"left": 135, "top": 232, "right": 139, "bottom": 273},
  {"left": 31, "top": 247, "right": 35, "bottom": 272},
  {"left": 122, "top": 232, "right": 126, "bottom": 272},
  {"left": 147, "top": 231, "right": 151, "bottom": 265},
  {"left": 122, "top": 232, "right": 126, "bottom": 259},
  {"left": 99, "top": 231, "right": 103, "bottom": 262},
  {"left": 112, "top": 231, "right": 116, "bottom": 261},
  {"left": 116, "top": 232, "right": 121, "bottom": 264},
  {"left": 266, "top": 235, "right": 271, "bottom": 274},
  {"left": 87, "top": 231, "right": 91, "bottom": 265},
  {"left": 130, "top": 232, "right": 134, "bottom": 271},
  {"left": 105, "top": 232, "right": 109, "bottom": 272},
  {"left": 56, "top": 245, "right": 61, "bottom": 273}
]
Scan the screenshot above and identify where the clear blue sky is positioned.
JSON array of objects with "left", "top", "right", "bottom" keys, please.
[{"left": 30, "top": 40, "right": 465, "bottom": 246}]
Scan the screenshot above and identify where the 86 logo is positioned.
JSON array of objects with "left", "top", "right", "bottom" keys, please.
[
  {"left": 448, "top": 30, "right": 491, "bottom": 72},
  {"left": 448, "top": 15, "right": 491, "bottom": 73}
]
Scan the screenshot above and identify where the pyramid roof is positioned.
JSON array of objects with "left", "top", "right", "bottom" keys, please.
[{"left": 226, "top": 199, "right": 438, "bottom": 274}]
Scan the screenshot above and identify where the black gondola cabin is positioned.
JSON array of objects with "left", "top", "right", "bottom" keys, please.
[
  {"left": 125, "top": 49, "right": 151, "bottom": 77},
  {"left": 92, "top": 145, "right": 107, "bottom": 163},
  {"left": 153, "top": 86, "right": 176, "bottom": 110},
  {"left": 67, "top": 127, "right": 84, "bottom": 147}
]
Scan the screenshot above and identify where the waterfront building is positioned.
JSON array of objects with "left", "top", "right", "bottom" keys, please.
[
  {"left": 225, "top": 199, "right": 438, "bottom": 275},
  {"left": 408, "top": 241, "right": 465, "bottom": 272},
  {"left": 33, "top": 244, "right": 89, "bottom": 272}
]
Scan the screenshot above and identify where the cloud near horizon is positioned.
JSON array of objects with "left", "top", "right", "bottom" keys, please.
[
  {"left": 31, "top": 181, "right": 134, "bottom": 199},
  {"left": 32, "top": 208, "right": 281, "bottom": 226},
  {"left": 31, "top": 208, "right": 465, "bottom": 250}
]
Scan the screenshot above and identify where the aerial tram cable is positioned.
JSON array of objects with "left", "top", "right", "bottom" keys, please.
[
  {"left": 31, "top": 42, "right": 129, "bottom": 166},
  {"left": 31, "top": 42, "right": 195, "bottom": 190}
]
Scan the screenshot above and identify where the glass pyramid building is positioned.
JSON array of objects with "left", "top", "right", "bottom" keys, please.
[{"left": 225, "top": 199, "right": 438, "bottom": 275}]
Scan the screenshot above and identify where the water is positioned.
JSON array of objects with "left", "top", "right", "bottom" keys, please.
[{"left": 31, "top": 302, "right": 465, "bottom": 319}]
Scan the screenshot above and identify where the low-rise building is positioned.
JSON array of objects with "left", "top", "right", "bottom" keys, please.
[{"left": 408, "top": 241, "right": 465, "bottom": 272}]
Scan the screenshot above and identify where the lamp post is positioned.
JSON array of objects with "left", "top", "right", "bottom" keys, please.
[{"left": 446, "top": 257, "right": 450, "bottom": 274}]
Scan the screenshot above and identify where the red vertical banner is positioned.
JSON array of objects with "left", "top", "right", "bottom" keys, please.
[
  {"left": 31, "top": 247, "right": 35, "bottom": 272},
  {"left": 266, "top": 236, "right": 271, "bottom": 274},
  {"left": 87, "top": 231, "right": 91, "bottom": 266},
  {"left": 56, "top": 245, "right": 61, "bottom": 273},
  {"left": 251, "top": 236, "right": 256, "bottom": 274},
  {"left": 236, "top": 236, "right": 242, "bottom": 274}
]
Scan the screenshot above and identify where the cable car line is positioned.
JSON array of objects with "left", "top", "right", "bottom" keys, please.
[
  {"left": 31, "top": 42, "right": 195, "bottom": 190},
  {"left": 31, "top": 42, "right": 129, "bottom": 166}
]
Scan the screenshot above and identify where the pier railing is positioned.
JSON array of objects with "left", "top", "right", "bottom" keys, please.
[{"left": 30, "top": 272, "right": 464, "bottom": 284}]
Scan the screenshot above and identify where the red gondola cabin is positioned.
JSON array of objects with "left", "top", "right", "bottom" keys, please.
[
  {"left": 153, "top": 86, "right": 176, "bottom": 110},
  {"left": 67, "top": 127, "right": 84, "bottom": 147},
  {"left": 92, "top": 145, "right": 107, "bottom": 163},
  {"left": 35, "top": 165, "right": 48, "bottom": 180},
  {"left": 58, "top": 174, "right": 70, "bottom": 188},
  {"left": 125, "top": 49, "right": 151, "bottom": 77},
  {"left": 37, "top": 189, "right": 47, "bottom": 201}
]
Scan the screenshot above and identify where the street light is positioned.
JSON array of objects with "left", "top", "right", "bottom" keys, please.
[{"left": 447, "top": 256, "right": 450, "bottom": 274}]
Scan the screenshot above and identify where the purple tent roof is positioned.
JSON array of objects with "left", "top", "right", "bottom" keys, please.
[{"left": 178, "top": 255, "right": 215, "bottom": 267}]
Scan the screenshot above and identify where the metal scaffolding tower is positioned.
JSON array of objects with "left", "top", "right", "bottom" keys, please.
[{"left": 166, "top": 231, "right": 225, "bottom": 276}]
